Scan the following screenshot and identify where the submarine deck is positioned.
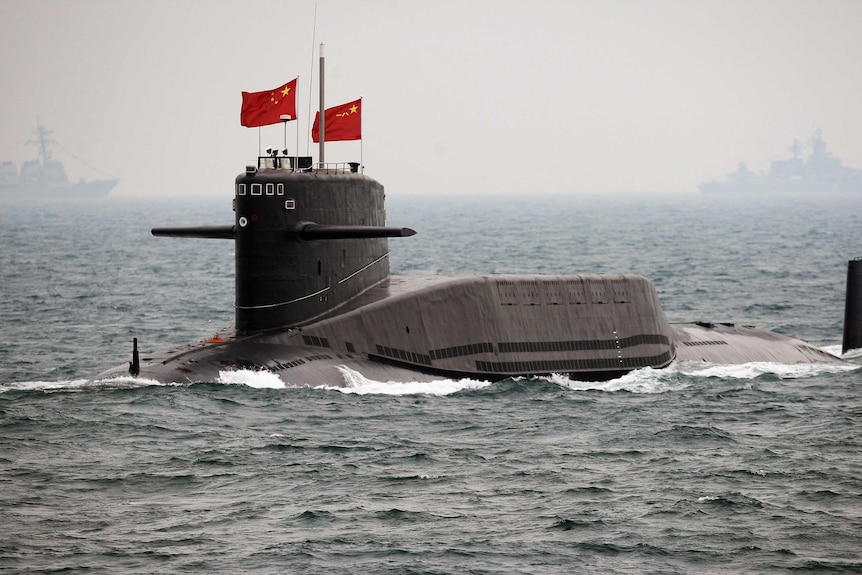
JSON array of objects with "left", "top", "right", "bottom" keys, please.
[
  {"left": 95, "top": 274, "right": 845, "bottom": 386},
  {"left": 671, "top": 321, "right": 839, "bottom": 364},
  {"left": 302, "top": 274, "right": 842, "bottom": 370}
]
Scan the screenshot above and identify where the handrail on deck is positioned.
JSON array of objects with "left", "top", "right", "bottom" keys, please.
[
  {"left": 256, "top": 156, "right": 361, "bottom": 174},
  {"left": 315, "top": 162, "right": 362, "bottom": 174}
]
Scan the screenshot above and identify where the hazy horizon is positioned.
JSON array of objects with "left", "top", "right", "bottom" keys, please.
[{"left": 2, "top": 0, "right": 861, "bottom": 197}]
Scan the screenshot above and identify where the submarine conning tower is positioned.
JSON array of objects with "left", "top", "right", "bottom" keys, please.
[
  {"left": 150, "top": 155, "right": 415, "bottom": 336},
  {"left": 233, "top": 157, "right": 413, "bottom": 334}
]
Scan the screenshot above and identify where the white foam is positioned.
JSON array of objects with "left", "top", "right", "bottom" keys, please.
[
  {"left": 840, "top": 346, "right": 862, "bottom": 361},
  {"left": 544, "top": 368, "right": 688, "bottom": 394},
  {"left": 818, "top": 344, "right": 862, "bottom": 362},
  {"left": 216, "top": 369, "right": 286, "bottom": 389},
  {"left": 96, "top": 375, "right": 174, "bottom": 387},
  {"left": 327, "top": 365, "right": 492, "bottom": 396},
  {"left": 1, "top": 377, "right": 171, "bottom": 393},
  {"left": 0, "top": 379, "right": 91, "bottom": 393},
  {"left": 7, "top": 354, "right": 857, "bottom": 396},
  {"left": 675, "top": 360, "right": 858, "bottom": 380},
  {"left": 822, "top": 344, "right": 844, "bottom": 357},
  {"left": 540, "top": 357, "right": 860, "bottom": 395}
]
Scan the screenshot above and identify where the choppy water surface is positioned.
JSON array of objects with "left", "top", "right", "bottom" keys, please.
[{"left": 1, "top": 192, "right": 861, "bottom": 574}]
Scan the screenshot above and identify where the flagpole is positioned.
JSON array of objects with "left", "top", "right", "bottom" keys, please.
[
  {"left": 319, "top": 42, "right": 325, "bottom": 167},
  {"left": 273, "top": 76, "right": 299, "bottom": 170},
  {"left": 293, "top": 75, "right": 300, "bottom": 172},
  {"left": 360, "top": 96, "right": 363, "bottom": 172},
  {"left": 305, "top": 1, "right": 318, "bottom": 157}
]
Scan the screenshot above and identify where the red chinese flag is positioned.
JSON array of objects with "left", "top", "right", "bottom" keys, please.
[
  {"left": 240, "top": 79, "right": 298, "bottom": 127},
  {"left": 311, "top": 98, "right": 362, "bottom": 142}
]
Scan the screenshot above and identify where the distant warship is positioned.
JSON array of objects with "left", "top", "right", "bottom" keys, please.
[
  {"left": 0, "top": 125, "right": 117, "bottom": 199},
  {"left": 699, "top": 130, "right": 862, "bottom": 194}
]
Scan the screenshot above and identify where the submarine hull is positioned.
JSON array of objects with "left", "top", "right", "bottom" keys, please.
[
  {"left": 94, "top": 157, "right": 854, "bottom": 386},
  {"left": 95, "top": 274, "right": 843, "bottom": 386}
]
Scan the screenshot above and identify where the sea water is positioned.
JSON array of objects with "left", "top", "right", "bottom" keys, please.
[{"left": 1, "top": 192, "right": 861, "bottom": 574}]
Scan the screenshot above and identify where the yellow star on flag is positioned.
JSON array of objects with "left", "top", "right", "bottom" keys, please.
[{"left": 240, "top": 78, "right": 298, "bottom": 127}]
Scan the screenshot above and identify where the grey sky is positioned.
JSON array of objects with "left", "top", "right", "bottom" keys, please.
[{"left": 2, "top": 0, "right": 861, "bottom": 196}]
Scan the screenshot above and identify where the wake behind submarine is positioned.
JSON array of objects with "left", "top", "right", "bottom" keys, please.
[{"left": 95, "top": 151, "right": 862, "bottom": 385}]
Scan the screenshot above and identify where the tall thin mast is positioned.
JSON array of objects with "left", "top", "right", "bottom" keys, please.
[
  {"left": 32, "top": 124, "right": 52, "bottom": 165},
  {"left": 318, "top": 43, "right": 325, "bottom": 166}
]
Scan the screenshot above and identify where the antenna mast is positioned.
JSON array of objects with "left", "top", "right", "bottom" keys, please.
[{"left": 318, "top": 43, "right": 325, "bottom": 166}]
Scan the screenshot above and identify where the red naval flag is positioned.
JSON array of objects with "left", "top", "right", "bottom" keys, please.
[
  {"left": 312, "top": 98, "right": 362, "bottom": 142},
  {"left": 240, "top": 79, "right": 298, "bottom": 127}
]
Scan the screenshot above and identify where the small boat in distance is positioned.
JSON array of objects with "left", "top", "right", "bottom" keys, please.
[
  {"left": 699, "top": 130, "right": 862, "bottom": 194},
  {"left": 0, "top": 124, "right": 117, "bottom": 200}
]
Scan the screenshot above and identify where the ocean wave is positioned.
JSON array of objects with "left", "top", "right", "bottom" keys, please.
[
  {"left": 0, "top": 379, "right": 92, "bottom": 393},
  {"left": 543, "top": 368, "right": 689, "bottom": 394},
  {"left": 512, "top": 358, "right": 859, "bottom": 395},
  {"left": 839, "top": 346, "right": 862, "bottom": 361},
  {"left": 215, "top": 368, "right": 286, "bottom": 389},
  {"left": 5, "top": 354, "right": 858, "bottom": 396},
  {"left": 265, "top": 360, "right": 854, "bottom": 397},
  {"left": 674, "top": 360, "right": 859, "bottom": 380},
  {"left": 329, "top": 365, "right": 493, "bottom": 396},
  {"left": 0, "top": 376, "right": 172, "bottom": 394}
]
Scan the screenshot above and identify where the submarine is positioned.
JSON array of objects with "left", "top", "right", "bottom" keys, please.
[
  {"left": 95, "top": 46, "right": 861, "bottom": 385},
  {"left": 94, "top": 150, "right": 862, "bottom": 385}
]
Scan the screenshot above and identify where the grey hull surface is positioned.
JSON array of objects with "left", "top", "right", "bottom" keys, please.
[
  {"left": 96, "top": 275, "right": 845, "bottom": 386},
  {"left": 671, "top": 322, "right": 838, "bottom": 365}
]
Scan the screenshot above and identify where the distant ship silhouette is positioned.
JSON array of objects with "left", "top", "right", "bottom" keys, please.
[
  {"left": 0, "top": 124, "right": 117, "bottom": 199},
  {"left": 699, "top": 131, "right": 862, "bottom": 194}
]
